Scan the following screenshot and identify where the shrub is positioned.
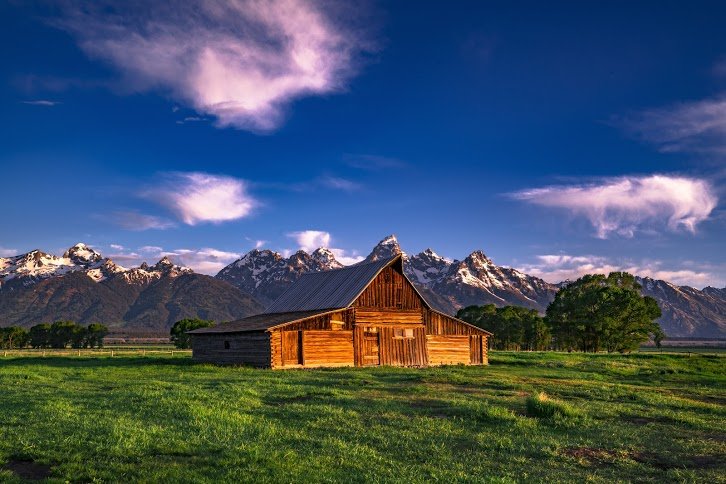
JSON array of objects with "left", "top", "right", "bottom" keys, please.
[{"left": 526, "top": 392, "right": 580, "bottom": 420}]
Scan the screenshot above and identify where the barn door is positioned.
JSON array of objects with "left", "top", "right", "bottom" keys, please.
[
  {"left": 362, "top": 328, "right": 380, "bottom": 366},
  {"left": 282, "top": 331, "right": 303, "bottom": 366}
]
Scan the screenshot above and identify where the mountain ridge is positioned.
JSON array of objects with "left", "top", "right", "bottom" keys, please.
[{"left": 216, "top": 235, "right": 725, "bottom": 337}]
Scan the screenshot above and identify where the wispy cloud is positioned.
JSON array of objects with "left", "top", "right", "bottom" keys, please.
[
  {"left": 619, "top": 96, "right": 726, "bottom": 154},
  {"left": 109, "top": 244, "right": 125, "bottom": 250},
  {"left": 107, "top": 245, "right": 240, "bottom": 274},
  {"left": 56, "top": 1, "right": 373, "bottom": 132},
  {"left": 146, "top": 172, "right": 257, "bottom": 225},
  {"left": 167, "top": 248, "right": 241, "bottom": 274},
  {"left": 510, "top": 175, "right": 718, "bottom": 238},
  {"left": 318, "top": 175, "right": 361, "bottom": 191},
  {"left": 343, "top": 154, "right": 406, "bottom": 171},
  {"left": 21, "top": 100, "right": 60, "bottom": 106},
  {"left": 286, "top": 230, "right": 363, "bottom": 265},
  {"left": 109, "top": 211, "right": 176, "bottom": 231},
  {"left": 517, "top": 254, "right": 724, "bottom": 289},
  {"left": 0, "top": 247, "right": 18, "bottom": 257}
]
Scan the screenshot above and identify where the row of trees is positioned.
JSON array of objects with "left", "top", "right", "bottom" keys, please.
[
  {"left": 457, "top": 272, "right": 665, "bottom": 353},
  {"left": 0, "top": 321, "right": 109, "bottom": 349}
]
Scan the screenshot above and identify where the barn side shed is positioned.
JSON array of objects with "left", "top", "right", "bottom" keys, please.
[{"left": 189, "top": 255, "right": 491, "bottom": 369}]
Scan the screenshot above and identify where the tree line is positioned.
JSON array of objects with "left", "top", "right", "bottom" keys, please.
[
  {"left": 0, "top": 321, "right": 109, "bottom": 349},
  {"left": 457, "top": 272, "right": 665, "bottom": 353}
]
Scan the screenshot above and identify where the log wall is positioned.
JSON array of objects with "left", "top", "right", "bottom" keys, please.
[{"left": 192, "top": 333, "right": 271, "bottom": 367}]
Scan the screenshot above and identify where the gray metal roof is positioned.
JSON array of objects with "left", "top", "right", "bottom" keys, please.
[
  {"left": 264, "top": 256, "right": 402, "bottom": 313},
  {"left": 187, "top": 310, "right": 334, "bottom": 334}
]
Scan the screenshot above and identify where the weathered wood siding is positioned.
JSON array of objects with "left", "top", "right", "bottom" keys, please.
[
  {"left": 424, "top": 310, "right": 484, "bottom": 335},
  {"left": 302, "top": 330, "right": 354, "bottom": 367},
  {"left": 427, "top": 335, "right": 470, "bottom": 365},
  {"left": 353, "top": 267, "right": 422, "bottom": 310},
  {"left": 192, "top": 333, "right": 271, "bottom": 367}
]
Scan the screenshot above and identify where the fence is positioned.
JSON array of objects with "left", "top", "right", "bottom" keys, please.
[{"left": 0, "top": 348, "right": 193, "bottom": 358}]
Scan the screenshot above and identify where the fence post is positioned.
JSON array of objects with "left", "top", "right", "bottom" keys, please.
[{"left": 111, "top": 350, "right": 114, "bottom": 357}]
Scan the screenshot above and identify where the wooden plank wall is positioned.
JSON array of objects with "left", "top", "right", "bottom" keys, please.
[
  {"left": 377, "top": 326, "right": 428, "bottom": 366},
  {"left": 279, "top": 310, "right": 355, "bottom": 332},
  {"left": 192, "top": 333, "right": 271, "bottom": 367},
  {"left": 427, "top": 335, "right": 471, "bottom": 365},
  {"left": 353, "top": 267, "right": 422, "bottom": 310},
  {"left": 355, "top": 309, "right": 422, "bottom": 325},
  {"left": 302, "top": 330, "right": 354, "bottom": 367}
]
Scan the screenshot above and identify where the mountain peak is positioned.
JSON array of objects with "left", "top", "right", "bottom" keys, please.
[
  {"left": 364, "top": 234, "right": 404, "bottom": 262},
  {"left": 312, "top": 247, "right": 343, "bottom": 269},
  {"left": 63, "top": 243, "right": 102, "bottom": 264}
]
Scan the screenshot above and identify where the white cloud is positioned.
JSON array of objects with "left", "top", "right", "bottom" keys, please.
[
  {"left": 518, "top": 254, "right": 724, "bottom": 289},
  {"left": 254, "top": 240, "right": 266, "bottom": 249},
  {"left": 168, "top": 247, "right": 241, "bottom": 274},
  {"left": 110, "top": 244, "right": 125, "bottom": 250},
  {"left": 287, "top": 230, "right": 331, "bottom": 252},
  {"left": 109, "top": 245, "right": 240, "bottom": 275},
  {"left": 620, "top": 96, "right": 726, "bottom": 154},
  {"left": 511, "top": 175, "right": 718, "bottom": 238},
  {"left": 57, "top": 1, "right": 372, "bottom": 132},
  {"left": 330, "top": 248, "right": 365, "bottom": 265},
  {"left": 286, "top": 230, "right": 363, "bottom": 265},
  {"left": 22, "top": 100, "right": 60, "bottom": 106},
  {"left": 0, "top": 247, "right": 18, "bottom": 257},
  {"left": 148, "top": 172, "right": 257, "bottom": 225},
  {"left": 110, "top": 211, "right": 176, "bottom": 231},
  {"left": 139, "top": 245, "right": 163, "bottom": 253}
]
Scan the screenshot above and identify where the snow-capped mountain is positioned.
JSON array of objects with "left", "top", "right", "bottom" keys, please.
[
  {"left": 217, "top": 248, "right": 344, "bottom": 306},
  {"left": 216, "top": 234, "right": 725, "bottom": 337},
  {"left": 0, "top": 244, "right": 262, "bottom": 329},
  {"left": 0, "top": 243, "right": 192, "bottom": 289}
]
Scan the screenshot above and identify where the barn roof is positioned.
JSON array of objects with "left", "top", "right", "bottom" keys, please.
[
  {"left": 187, "top": 309, "right": 335, "bottom": 334},
  {"left": 190, "top": 255, "right": 443, "bottom": 335},
  {"left": 265, "top": 255, "right": 411, "bottom": 313}
]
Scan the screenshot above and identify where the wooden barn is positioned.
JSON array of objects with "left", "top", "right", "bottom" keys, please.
[{"left": 189, "top": 255, "right": 491, "bottom": 369}]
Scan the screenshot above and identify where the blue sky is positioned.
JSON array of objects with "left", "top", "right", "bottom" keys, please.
[{"left": 1, "top": 1, "right": 724, "bottom": 287}]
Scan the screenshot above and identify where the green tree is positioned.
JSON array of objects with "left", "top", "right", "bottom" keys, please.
[
  {"left": 86, "top": 323, "right": 109, "bottom": 348},
  {"left": 457, "top": 304, "right": 549, "bottom": 350},
  {"left": 0, "top": 326, "right": 29, "bottom": 349},
  {"left": 29, "top": 323, "right": 52, "bottom": 348},
  {"left": 170, "top": 319, "right": 214, "bottom": 349},
  {"left": 49, "top": 321, "right": 79, "bottom": 348},
  {"left": 546, "top": 272, "right": 663, "bottom": 353}
]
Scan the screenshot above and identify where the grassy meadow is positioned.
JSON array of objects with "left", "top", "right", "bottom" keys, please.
[{"left": 0, "top": 352, "right": 724, "bottom": 483}]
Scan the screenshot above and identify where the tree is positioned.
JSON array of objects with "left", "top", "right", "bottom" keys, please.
[
  {"left": 0, "top": 326, "right": 29, "bottom": 349},
  {"left": 49, "top": 321, "right": 79, "bottom": 348},
  {"left": 170, "top": 319, "right": 214, "bottom": 349},
  {"left": 29, "top": 323, "right": 51, "bottom": 348},
  {"left": 86, "top": 323, "right": 108, "bottom": 348},
  {"left": 456, "top": 304, "right": 549, "bottom": 350},
  {"left": 546, "top": 272, "right": 663, "bottom": 353}
]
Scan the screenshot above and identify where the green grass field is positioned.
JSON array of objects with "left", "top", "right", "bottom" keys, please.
[{"left": 0, "top": 352, "right": 724, "bottom": 483}]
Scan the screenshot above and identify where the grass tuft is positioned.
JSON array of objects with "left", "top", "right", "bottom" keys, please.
[{"left": 526, "top": 392, "right": 581, "bottom": 420}]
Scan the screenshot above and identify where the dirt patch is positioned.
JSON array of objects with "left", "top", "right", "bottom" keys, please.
[
  {"left": 631, "top": 452, "right": 725, "bottom": 470},
  {"left": 563, "top": 447, "right": 725, "bottom": 470},
  {"left": 562, "top": 447, "right": 620, "bottom": 466},
  {"left": 622, "top": 415, "right": 673, "bottom": 426},
  {"left": 3, "top": 459, "right": 52, "bottom": 481}
]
